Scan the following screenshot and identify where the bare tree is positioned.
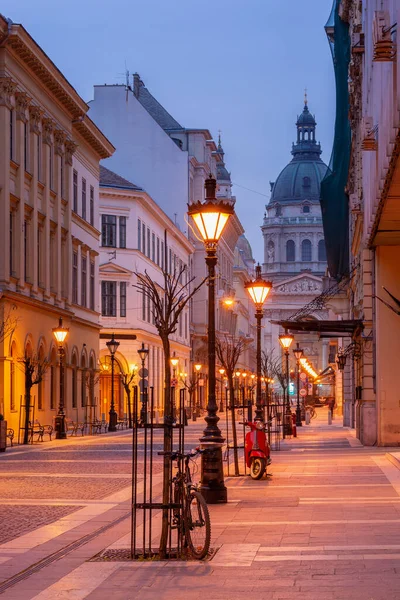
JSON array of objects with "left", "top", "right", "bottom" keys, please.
[
  {"left": 19, "top": 352, "right": 49, "bottom": 445},
  {"left": 134, "top": 255, "right": 206, "bottom": 558},
  {"left": 215, "top": 334, "right": 251, "bottom": 476},
  {"left": 179, "top": 374, "right": 197, "bottom": 418},
  {"left": 0, "top": 305, "right": 19, "bottom": 344},
  {"left": 121, "top": 370, "right": 137, "bottom": 428}
]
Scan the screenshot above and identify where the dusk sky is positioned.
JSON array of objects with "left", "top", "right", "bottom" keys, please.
[{"left": 3, "top": 0, "right": 335, "bottom": 261}]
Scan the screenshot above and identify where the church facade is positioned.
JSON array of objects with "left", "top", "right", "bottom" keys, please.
[{"left": 261, "top": 100, "right": 335, "bottom": 385}]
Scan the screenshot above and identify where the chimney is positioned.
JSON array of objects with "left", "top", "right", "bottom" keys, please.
[{"left": 133, "top": 73, "right": 141, "bottom": 98}]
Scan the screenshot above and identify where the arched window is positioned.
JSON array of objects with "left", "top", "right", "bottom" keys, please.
[
  {"left": 275, "top": 205, "right": 282, "bottom": 217},
  {"left": 301, "top": 239, "right": 312, "bottom": 262},
  {"left": 37, "top": 346, "right": 45, "bottom": 410},
  {"left": 318, "top": 239, "right": 327, "bottom": 262},
  {"left": 286, "top": 240, "right": 295, "bottom": 262},
  {"left": 302, "top": 205, "right": 310, "bottom": 214},
  {"left": 71, "top": 352, "right": 78, "bottom": 409},
  {"left": 302, "top": 176, "right": 311, "bottom": 188},
  {"left": 10, "top": 342, "right": 16, "bottom": 412},
  {"left": 50, "top": 348, "right": 57, "bottom": 410}
]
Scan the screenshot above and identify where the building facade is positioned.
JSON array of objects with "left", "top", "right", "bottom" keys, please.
[
  {"left": 98, "top": 165, "right": 193, "bottom": 418},
  {"left": 0, "top": 16, "right": 114, "bottom": 433},
  {"left": 261, "top": 101, "right": 333, "bottom": 382},
  {"left": 325, "top": 0, "right": 400, "bottom": 445}
]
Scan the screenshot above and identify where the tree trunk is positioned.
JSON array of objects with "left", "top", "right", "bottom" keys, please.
[
  {"left": 228, "top": 377, "right": 239, "bottom": 476},
  {"left": 127, "top": 388, "right": 132, "bottom": 428},
  {"left": 23, "top": 377, "right": 31, "bottom": 446},
  {"left": 159, "top": 337, "right": 172, "bottom": 558}
]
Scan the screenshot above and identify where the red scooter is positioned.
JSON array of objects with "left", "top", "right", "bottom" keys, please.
[{"left": 242, "top": 420, "right": 271, "bottom": 480}]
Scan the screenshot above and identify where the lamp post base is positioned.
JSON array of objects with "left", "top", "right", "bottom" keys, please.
[
  {"left": 200, "top": 445, "right": 227, "bottom": 504},
  {"left": 296, "top": 406, "right": 302, "bottom": 427},
  {"left": 55, "top": 415, "right": 67, "bottom": 440},
  {"left": 108, "top": 410, "right": 118, "bottom": 432}
]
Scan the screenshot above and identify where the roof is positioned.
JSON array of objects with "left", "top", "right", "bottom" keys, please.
[
  {"left": 99, "top": 165, "right": 142, "bottom": 190},
  {"left": 270, "top": 160, "right": 328, "bottom": 204},
  {"left": 136, "top": 85, "right": 182, "bottom": 131}
]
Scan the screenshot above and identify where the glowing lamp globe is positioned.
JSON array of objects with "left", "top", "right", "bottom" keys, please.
[
  {"left": 245, "top": 264, "right": 272, "bottom": 308},
  {"left": 52, "top": 317, "right": 69, "bottom": 345},
  {"left": 279, "top": 332, "right": 294, "bottom": 350}
]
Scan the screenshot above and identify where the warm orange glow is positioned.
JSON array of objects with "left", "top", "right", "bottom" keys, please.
[
  {"left": 219, "top": 368, "right": 225, "bottom": 375},
  {"left": 279, "top": 332, "right": 294, "bottom": 350},
  {"left": 194, "top": 364, "right": 202, "bottom": 372},
  {"left": 52, "top": 317, "right": 69, "bottom": 344}
]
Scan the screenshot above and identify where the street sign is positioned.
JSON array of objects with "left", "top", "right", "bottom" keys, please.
[
  {"left": 300, "top": 388, "right": 307, "bottom": 397},
  {"left": 139, "top": 368, "right": 148, "bottom": 378},
  {"left": 171, "top": 378, "right": 178, "bottom": 387},
  {"left": 300, "top": 372, "right": 307, "bottom": 381}
]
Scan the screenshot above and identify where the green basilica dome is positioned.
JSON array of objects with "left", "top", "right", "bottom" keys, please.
[{"left": 269, "top": 101, "right": 329, "bottom": 204}]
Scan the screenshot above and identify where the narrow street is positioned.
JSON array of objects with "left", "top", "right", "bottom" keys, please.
[{"left": 1, "top": 411, "right": 400, "bottom": 599}]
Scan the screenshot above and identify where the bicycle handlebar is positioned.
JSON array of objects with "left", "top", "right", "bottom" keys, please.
[{"left": 157, "top": 447, "right": 204, "bottom": 460}]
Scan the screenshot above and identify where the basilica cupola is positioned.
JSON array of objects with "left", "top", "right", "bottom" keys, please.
[
  {"left": 215, "top": 133, "right": 234, "bottom": 202},
  {"left": 292, "top": 94, "right": 322, "bottom": 161}
]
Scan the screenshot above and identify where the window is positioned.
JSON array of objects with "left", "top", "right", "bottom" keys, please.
[
  {"left": 318, "top": 239, "right": 327, "bottom": 262},
  {"left": 179, "top": 313, "right": 182, "bottom": 337},
  {"left": 24, "top": 122, "right": 29, "bottom": 172},
  {"left": 275, "top": 205, "right": 282, "bottom": 216},
  {"left": 90, "top": 261, "right": 95, "bottom": 310},
  {"left": 137, "top": 219, "right": 141, "bottom": 250},
  {"left": 9, "top": 109, "right": 13, "bottom": 160},
  {"left": 81, "top": 372, "right": 86, "bottom": 407},
  {"left": 37, "top": 225, "right": 41, "bottom": 287},
  {"left": 142, "top": 223, "right": 146, "bottom": 255},
  {"left": 10, "top": 360, "right": 15, "bottom": 411},
  {"left": 60, "top": 156, "right": 64, "bottom": 198},
  {"left": 24, "top": 220, "right": 29, "bottom": 282},
  {"left": 37, "top": 134, "right": 42, "bottom": 181},
  {"left": 303, "top": 176, "right": 311, "bottom": 187},
  {"left": 119, "top": 216, "right": 126, "bottom": 249},
  {"left": 120, "top": 282, "right": 126, "bottom": 317},
  {"left": 81, "top": 257, "right": 87, "bottom": 307},
  {"left": 72, "top": 251, "right": 78, "bottom": 304},
  {"left": 301, "top": 239, "right": 312, "bottom": 261},
  {"left": 90, "top": 186, "right": 94, "bottom": 226},
  {"left": 152, "top": 232, "right": 155, "bottom": 262},
  {"left": 286, "top": 239, "right": 295, "bottom": 262},
  {"left": 185, "top": 312, "right": 188, "bottom": 339},
  {"left": 156, "top": 237, "right": 160, "bottom": 265},
  {"left": 49, "top": 146, "right": 54, "bottom": 190},
  {"left": 72, "top": 367, "right": 77, "bottom": 408},
  {"left": 101, "top": 281, "right": 116, "bottom": 316},
  {"left": 169, "top": 249, "right": 172, "bottom": 273},
  {"left": 161, "top": 241, "right": 165, "bottom": 270},
  {"left": 50, "top": 365, "right": 56, "bottom": 409},
  {"left": 73, "top": 170, "right": 78, "bottom": 212},
  {"left": 101, "top": 215, "right": 117, "bottom": 247},
  {"left": 82, "top": 178, "right": 87, "bottom": 220},
  {"left": 147, "top": 228, "right": 150, "bottom": 258},
  {"left": 302, "top": 205, "right": 310, "bottom": 214},
  {"left": 9, "top": 212, "right": 13, "bottom": 278},
  {"left": 142, "top": 285, "right": 146, "bottom": 320}
]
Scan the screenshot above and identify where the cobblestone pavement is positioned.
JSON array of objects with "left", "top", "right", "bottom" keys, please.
[
  {"left": 2, "top": 412, "right": 400, "bottom": 599},
  {"left": 0, "top": 505, "right": 82, "bottom": 544}
]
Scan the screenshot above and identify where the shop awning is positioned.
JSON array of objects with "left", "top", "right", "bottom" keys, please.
[{"left": 270, "top": 319, "right": 363, "bottom": 338}]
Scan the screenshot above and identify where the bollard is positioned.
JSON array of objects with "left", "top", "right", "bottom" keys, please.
[
  {"left": 305, "top": 410, "right": 310, "bottom": 425},
  {"left": 328, "top": 410, "right": 332, "bottom": 425}
]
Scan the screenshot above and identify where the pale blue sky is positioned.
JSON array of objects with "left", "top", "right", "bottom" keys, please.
[{"left": 3, "top": 0, "right": 335, "bottom": 261}]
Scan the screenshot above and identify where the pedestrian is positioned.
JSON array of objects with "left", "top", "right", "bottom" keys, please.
[{"left": 328, "top": 397, "right": 335, "bottom": 414}]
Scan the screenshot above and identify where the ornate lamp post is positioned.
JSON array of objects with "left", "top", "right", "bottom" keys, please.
[
  {"left": 52, "top": 317, "right": 69, "bottom": 439},
  {"left": 137, "top": 343, "right": 149, "bottom": 423},
  {"left": 170, "top": 352, "right": 179, "bottom": 420},
  {"left": 279, "top": 331, "right": 294, "bottom": 436},
  {"left": 245, "top": 264, "right": 272, "bottom": 421},
  {"left": 218, "top": 368, "right": 225, "bottom": 412},
  {"left": 106, "top": 334, "right": 120, "bottom": 432},
  {"left": 188, "top": 174, "right": 233, "bottom": 504},
  {"left": 293, "top": 342, "right": 303, "bottom": 427}
]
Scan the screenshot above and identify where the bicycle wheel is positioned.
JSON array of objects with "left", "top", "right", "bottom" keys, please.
[{"left": 184, "top": 491, "right": 211, "bottom": 559}]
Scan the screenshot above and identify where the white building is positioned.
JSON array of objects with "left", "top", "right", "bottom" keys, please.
[
  {"left": 0, "top": 15, "right": 114, "bottom": 432},
  {"left": 98, "top": 165, "right": 193, "bottom": 417}
]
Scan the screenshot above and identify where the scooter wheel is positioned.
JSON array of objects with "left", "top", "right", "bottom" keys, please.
[{"left": 250, "top": 457, "right": 266, "bottom": 480}]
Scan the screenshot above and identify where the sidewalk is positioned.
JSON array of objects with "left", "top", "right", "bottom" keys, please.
[{"left": 2, "top": 410, "right": 400, "bottom": 599}]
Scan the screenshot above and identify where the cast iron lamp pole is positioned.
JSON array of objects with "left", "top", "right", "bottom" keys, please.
[
  {"left": 279, "top": 332, "right": 294, "bottom": 437},
  {"left": 106, "top": 334, "right": 120, "bottom": 432},
  {"left": 137, "top": 343, "right": 149, "bottom": 423},
  {"left": 218, "top": 368, "right": 225, "bottom": 412},
  {"left": 293, "top": 342, "right": 303, "bottom": 427},
  {"left": 52, "top": 317, "right": 69, "bottom": 439},
  {"left": 170, "top": 352, "right": 179, "bottom": 420},
  {"left": 188, "top": 174, "right": 233, "bottom": 504},
  {"left": 245, "top": 264, "right": 272, "bottom": 422}
]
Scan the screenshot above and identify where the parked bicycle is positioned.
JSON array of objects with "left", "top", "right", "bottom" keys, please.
[{"left": 160, "top": 448, "right": 211, "bottom": 559}]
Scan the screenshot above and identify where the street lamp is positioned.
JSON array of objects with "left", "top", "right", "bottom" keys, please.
[
  {"left": 293, "top": 342, "right": 303, "bottom": 427},
  {"left": 279, "top": 331, "right": 294, "bottom": 436},
  {"left": 218, "top": 368, "right": 225, "bottom": 412},
  {"left": 170, "top": 352, "right": 179, "bottom": 420},
  {"left": 106, "top": 334, "right": 120, "bottom": 432},
  {"left": 245, "top": 264, "right": 272, "bottom": 421},
  {"left": 52, "top": 317, "right": 69, "bottom": 439},
  {"left": 137, "top": 343, "right": 149, "bottom": 423},
  {"left": 188, "top": 174, "right": 233, "bottom": 504}
]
